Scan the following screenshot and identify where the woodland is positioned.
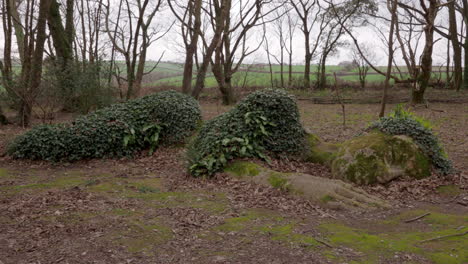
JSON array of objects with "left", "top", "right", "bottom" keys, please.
[{"left": 0, "top": 0, "right": 467, "bottom": 263}]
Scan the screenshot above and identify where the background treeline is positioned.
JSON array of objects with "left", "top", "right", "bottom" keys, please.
[{"left": 0, "top": 0, "right": 465, "bottom": 127}]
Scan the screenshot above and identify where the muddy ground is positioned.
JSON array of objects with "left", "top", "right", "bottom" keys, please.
[{"left": 0, "top": 101, "right": 467, "bottom": 264}]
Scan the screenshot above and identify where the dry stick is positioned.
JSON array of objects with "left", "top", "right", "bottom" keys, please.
[
  {"left": 419, "top": 230, "right": 468, "bottom": 243},
  {"left": 314, "top": 237, "right": 334, "bottom": 248},
  {"left": 404, "top": 212, "right": 430, "bottom": 223}
]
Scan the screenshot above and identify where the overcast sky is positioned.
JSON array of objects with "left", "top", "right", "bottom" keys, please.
[{"left": 0, "top": 0, "right": 453, "bottom": 67}]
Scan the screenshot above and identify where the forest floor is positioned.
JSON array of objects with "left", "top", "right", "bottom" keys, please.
[{"left": 0, "top": 100, "right": 467, "bottom": 264}]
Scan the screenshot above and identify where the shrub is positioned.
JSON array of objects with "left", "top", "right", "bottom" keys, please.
[
  {"left": 368, "top": 105, "right": 453, "bottom": 175},
  {"left": 188, "top": 88, "right": 306, "bottom": 177},
  {"left": 8, "top": 90, "right": 201, "bottom": 161}
]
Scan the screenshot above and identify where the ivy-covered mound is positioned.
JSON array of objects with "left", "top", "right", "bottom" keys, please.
[
  {"left": 370, "top": 105, "right": 453, "bottom": 175},
  {"left": 331, "top": 106, "right": 453, "bottom": 185},
  {"left": 8, "top": 90, "right": 201, "bottom": 161},
  {"left": 188, "top": 89, "right": 307, "bottom": 177}
]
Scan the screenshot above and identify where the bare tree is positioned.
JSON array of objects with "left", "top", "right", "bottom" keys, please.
[
  {"left": 380, "top": 0, "right": 397, "bottom": 117},
  {"left": 284, "top": 7, "right": 299, "bottom": 87},
  {"left": 210, "top": 0, "right": 277, "bottom": 105},
  {"left": 290, "top": 0, "right": 322, "bottom": 88},
  {"left": 0, "top": 0, "right": 51, "bottom": 126},
  {"left": 191, "top": 0, "right": 228, "bottom": 99},
  {"left": 168, "top": 0, "right": 202, "bottom": 95},
  {"left": 351, "top": 42, "right": 376, "bottom": 89},
  {"left": 104, "top": 0, "right": 169, "bottom": 100},
  {"left": 396, "top": 0, "right": 444, "bottom": 104}
]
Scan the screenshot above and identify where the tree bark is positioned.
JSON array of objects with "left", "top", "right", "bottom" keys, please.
[
  {"left": 181, "top": 0, "right": 202, "bottom": 95},
  {"left": 411, "top": 0, "right": 437, "bottom": 105},
  {"left": 48, "top": 0, "right": 73, "bottom": 67},
  {"left": 304, "top": 30, "right": 311, "bottom": 88},
  {"left": 448, "top": 1, "right": 461, "bottom": 91},
  {"left": 19, "top": 0, "right": 51, "bottom": 127},
  {"left": 379, "top": 0, "right": 397, "bottom": 117}
]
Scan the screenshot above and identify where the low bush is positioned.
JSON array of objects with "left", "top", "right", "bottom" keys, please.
[
  {"left": 188, "top": 89, "right": 306, "bottom": 177},
  {"left": 368, "top": 105, "right": 453, "bottom": 175},
  {"left": 8, "top": 90, "right": 201, "bottom": 161}
]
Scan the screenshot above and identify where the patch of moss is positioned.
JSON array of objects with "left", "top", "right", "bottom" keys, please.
[
  {"left": 214, "top": 209, "right": 283, "bottom": 232},
  {"left": 320, "top": 195, "right": 336, "bottom": 203},
  {"left": 0, "top": 168, "right": 9, "bottom": 178},
  {"left": 111, "top": 208, "right": 140, "bottom": 216},
  {"left": 306, "top": 134, "right": 338, "bottom": 165},
  {"left": 319, "top": 211, "right": 468, "bottom": 264},
  {"left": 258, "top": 223, "right": 320, "bottom": 247},
  {"left": 224, "top": 161, "right": 261, "bottom": 178},
  {"left": 267, "top": 172, "right": 291, "bottom": 191},
  {"left": 10, "top": 177, "right": 86, "bottom": 191},
  {"left": 436, "top": 185, "right": 461, "bottom": 197},
  {"left": 110, "top": 219, "right": 173, "bottom": 255}
]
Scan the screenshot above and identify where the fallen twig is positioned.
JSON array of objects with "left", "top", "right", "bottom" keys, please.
[
  {"left": 419, "top": 230, "right": 468, "bottom": 243},
  {"left": 404, "top": 212, "right": 430, "bottom": 223},
  {"left": 314, "top": 237, "right": 334, "bottom": 248}
]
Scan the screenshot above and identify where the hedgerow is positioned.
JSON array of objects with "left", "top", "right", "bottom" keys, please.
[
  {"left": 368, "top": 105, "right": 453, "bottom": 175},
  {"left": 188, "top": 89, "right": 306, "bottom": 177},
  {"left": 8, "top": 90, "right": 201, "bottom": 161}
]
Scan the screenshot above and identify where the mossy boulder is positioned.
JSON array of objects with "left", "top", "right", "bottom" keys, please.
[
  {"left": 331, "top": 131, "right": 431, "bottom": 185},
  {"left": 225, "top": 161, "right": 388, "bottom": 210},
  {"left": 306, "top": 134, "right": 339, "bottom": 166}
]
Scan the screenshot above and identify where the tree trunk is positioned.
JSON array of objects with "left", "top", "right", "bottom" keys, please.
[
  {"left": 411, "top": 0, "right": 437, "bottom": 105},
  {"left": 318, "top": 54, "right": 327, "bottom": 89},
  {"left": 181, "top": 0, "right": 202, "bottom": 95},
  {"left": 219, "top": 77, "right": 235, "bottom": 105},
  {"left": 379, "top": 0, "right": 397, "bottom": 117},
  {"left": 304, "top": 31, "right": 311, "bottom": 88},
  {"left": 20, "top": 0, "right": 50, "bottom": 127},
  {"left": 464, "top": 32, "right": 468, "bottom": 90},
  {"left": 8, "top": 0, "right": 24, "bottom": 63},
  {"left": 280, "top": 47, "right": 284, "bottom": 87},
  {"left": 448, "top": 1, "right": 462, "bottom": 91},
  {"left": 0, "top": 106, "right": 8, "bottom": 125},
  {"left": 48, "top": 0, "right": 73, "bottom": 67},
  {"left": 288, "top": 51, "right": 293, "bottom": 87}
]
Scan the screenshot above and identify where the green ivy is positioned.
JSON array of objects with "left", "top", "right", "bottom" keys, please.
[
  {"left": 8, "top": 90, "right": 201, "bottom": 161},
  {"left": 188, "top": 89, "right": 307, "bottom": 177},
  {"left": 369, "top": 105, "right": 453, "bottom": 175}
]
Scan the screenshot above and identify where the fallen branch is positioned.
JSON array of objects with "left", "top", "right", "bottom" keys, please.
[
  {"left": 419, "top": 230, "right": 468, "bottom": 243},
  {"left": 404, "top": 212, "right": 430, "bottom": 223}
]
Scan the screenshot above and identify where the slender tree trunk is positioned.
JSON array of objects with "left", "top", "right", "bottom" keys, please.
[
  {"left": 181, "top": 0, "right": 202, "bottom": 94},
  {"left": 280, "top": 46, "right": 284, "bottom": 87},
  {"left": 318, "top": 54, "right": 328, "bottom": 89},
  {"left": 304, "top": 31, "right": 311, "bottom": 88},
  {"left": 380, "top": 0, "right": 397, "bottom": 117},
  {"left": 448, "top": 1, "right": 461, "bottom": 91},
  {"left": 288, "top": 51, "right": 293, "bottom": 87},
  {"left": 464, "top": 31, "right": 468, "bottom": 90},
  {"left": 8, "top": 0, "right": 24, "bottom": 63}
]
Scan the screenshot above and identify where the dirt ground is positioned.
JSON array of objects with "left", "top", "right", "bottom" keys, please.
[{"left": 0, "top": 100, "right": 467, "bottom": 264}]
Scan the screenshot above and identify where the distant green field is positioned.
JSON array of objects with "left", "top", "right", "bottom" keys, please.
[{"left": 0, "top": 61, "right": 452, "bottom": 92}]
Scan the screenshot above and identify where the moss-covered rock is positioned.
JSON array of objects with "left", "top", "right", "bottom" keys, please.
[
  {"left": 225, "top": 161, "right": 388, "bottom": 210},
  {"left": 306, "top": 134, "right": 339, "bottom": 166},
  {"left": 331, "top": 131, "right": 431, "bottom": 185}
]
